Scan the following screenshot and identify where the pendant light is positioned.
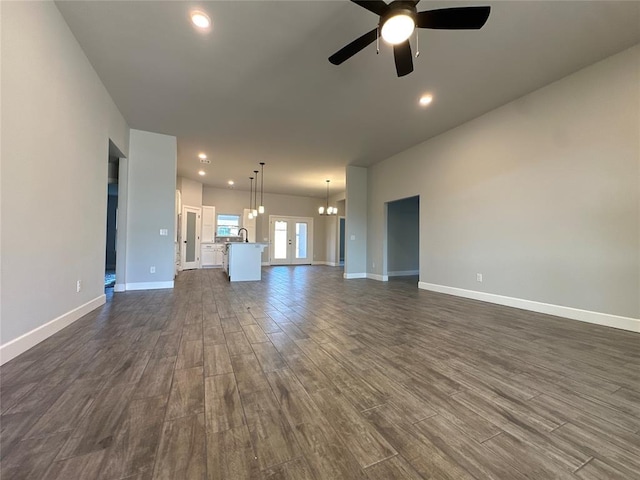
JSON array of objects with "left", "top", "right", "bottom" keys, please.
[
  {"left": 319, "top": 179, "right": 337, "bottom": 215},
  {"left": 258, "top": 162, "right": 265, "bottom": 214},
  {"left": 248, "top": 176, "right": 254, "bottom": 220},
  {"left": 252, "top": 170, "right": 258, "bottom": 217}
]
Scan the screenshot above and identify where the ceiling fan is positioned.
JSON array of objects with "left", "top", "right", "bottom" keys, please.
[{"left": 329, "top": 1, "right": 491, "bottom": 77}]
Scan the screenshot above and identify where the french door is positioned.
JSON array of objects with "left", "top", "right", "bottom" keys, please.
[
  {"left": 181, "top": 206, "right": 201, "bottom": 270},
  {"left": 269, "top": 216, "right": 313, "bottom": 265}
]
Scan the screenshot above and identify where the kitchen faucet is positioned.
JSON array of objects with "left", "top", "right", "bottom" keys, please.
[{"left": 238, "top": 228, "right": 249, "bottom": 242}]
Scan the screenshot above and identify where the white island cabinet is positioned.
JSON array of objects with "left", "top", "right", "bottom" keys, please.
[{"left": 223, "top": 243, "right": 267, "bottom": 282}]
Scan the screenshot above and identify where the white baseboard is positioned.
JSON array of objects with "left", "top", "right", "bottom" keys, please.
[
  {"left": 418, "top": 282, "right": 640, "bottom": 333},
  {"left": 312, "top": 261, "right": 340, "bottom": 267},
  {"left": 0, "top": 295, "right": 106, "bottom": 365},
  {"left": 367, "top": 273, "right": 389, "bottom": 282},
  {"left": 388, "top": 270, "right": 419, "bottom": 277},
  {"left": 124, "top": 281, "right": 174, "bottom": 291},
  {"left": 366, "top": 271, "right": 419, "bottom": 281},
  {"left": 343, "top": 273, "right": 367, "bottom": 279},
  {"left": 114, "top": 283, "right": 126, "bottom": 292},
  {"left": 262, "top": 262, "right": 270, "bottom": 266}
]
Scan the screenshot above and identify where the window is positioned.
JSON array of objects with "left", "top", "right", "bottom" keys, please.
[
  {"left": 216, "top": 214, "right": 241, "bottom": 236},
  {"left": 295, "top": 222, "right": 307, "bottom": 259}
]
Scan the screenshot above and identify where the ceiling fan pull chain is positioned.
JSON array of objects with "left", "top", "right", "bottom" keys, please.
[{"left": 415, "top": 29, "right": 420, "bottom": 58}]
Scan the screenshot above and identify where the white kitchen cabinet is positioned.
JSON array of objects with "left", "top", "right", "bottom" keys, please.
[
  {"left": 213, "top": 244, "right": 224, "bottom": 266},
  {"left": 202, "top": 206, "right": 216, "bottom": 243},
  {"left": 201, "top": 243, "right": 224, "bottom": 268},
  {"left": 201, "top": 243, "right": 214, "bottom": 267},
  {"left": 242, "top": 208, "right": 256, "bottom": 243}
]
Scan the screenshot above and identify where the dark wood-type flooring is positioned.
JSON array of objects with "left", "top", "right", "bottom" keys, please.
[{"left": 1, "top": 266, "right": 639, "bottom": 479}]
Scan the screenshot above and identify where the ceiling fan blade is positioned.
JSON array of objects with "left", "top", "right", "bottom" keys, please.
[
  {"left": 329, "top": 28, "right": 378, "bottom": 65},
  {"left": 416, "top": 6, "right": 491, "bottom": 30},
  {"left": 351, "top": 1, "right": 389, "bottom": 16},
  {"left": 393, "top": 40, "right": 413, "bottom": 77}
]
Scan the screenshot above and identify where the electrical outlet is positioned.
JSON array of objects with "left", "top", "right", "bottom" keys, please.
[
  {"left": 76, "top": 280, "right": 82, "bottom": 292},
  {"left": 150, "top": 266, "right": 156, "bottom": 274},
  {"left": 159, "top": 229, "right": 168, "bottom": 236},
  {"left": 477, "top": 273, "right": 483, "bottom": 282}
]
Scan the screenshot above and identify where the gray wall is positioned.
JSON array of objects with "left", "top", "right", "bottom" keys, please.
[
  {"left": 125, "top": 130, "right": 177, "bottom": 286},
  {"left": 387, "top": 196, "right": 419, "bottom": 274},
  {"left": 345, "top": 166, "right": 368, "bottom": 276},
  {"left": 322, "top": 194, "right": 346, "bottom": 266},
  {"left": 178, "top": 177, "right": 202, "bottom": 208},
  {"left": 368, "top": 45, "right": 640, "bottom": 319},
  {"left": 1, "top": 1, "right": 129, "bottom": 347},
  {"left": 202, "top": 187, "right": 327, "bottom": 262},
  {"left": 324, "top": 216, "right": 338, "bottom": 265}
]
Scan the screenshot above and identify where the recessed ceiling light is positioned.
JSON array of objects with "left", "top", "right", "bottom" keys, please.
[
  {"left": 191, "top": 11, "right": 211, "bottom": 30},
  {"left": 228, "top": 180, "right": 234, "bottom": 185},
  {"left": 198, "top": 170, "right": 206, "bottom": 176},
  {"left": 419, "top": 94, "right": 433, "bottom": 106},
  {"left": 198, "top": 153, "right": 207, "bottom": 159}
]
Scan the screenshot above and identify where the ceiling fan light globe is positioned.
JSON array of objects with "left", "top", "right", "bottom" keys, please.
[{"left": 381, "top": 14, "right": 415, "bottom": 45}]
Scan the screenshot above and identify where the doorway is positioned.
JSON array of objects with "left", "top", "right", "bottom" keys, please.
[
  {"left": 181, "top": 205, "right": 201, "bottom": 270},
  {"left": 386, "top": 196, "right": 419, "bottom": 283},
  {"left": 105, "top": 156, "right": 119, "bottom": 289},
  {"left": 269, "top": 216, "right": 313, "bottom": 265},
  {"left": 338, "top": 216, "right": 345, "bottom": 266},
  {"left": 105, "top": 138, "right": 127, "bottom": 292}
]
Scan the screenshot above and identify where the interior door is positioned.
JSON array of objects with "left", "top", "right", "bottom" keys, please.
[
  {"left": 181, "top": 206, "right": 201, "bottom": 270},
  {"left": 269, "top": 216, "right": 313, "bottom": 265}
]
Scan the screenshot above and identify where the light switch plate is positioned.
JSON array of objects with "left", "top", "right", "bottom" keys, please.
[
  {"left": 350, "top": 235, "right": 356, "bottom": 241},
  {"left": 160, "top": 229, "right": 168, "bottom": 236}
]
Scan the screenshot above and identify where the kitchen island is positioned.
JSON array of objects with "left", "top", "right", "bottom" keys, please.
[{"left": 223, "top": 243, "right": 267, "bottom": 282}]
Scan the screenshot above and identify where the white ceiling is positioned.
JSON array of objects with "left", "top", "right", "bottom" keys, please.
[{"left": 56, "top": 1, "right": 640, "bottom": 198}]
